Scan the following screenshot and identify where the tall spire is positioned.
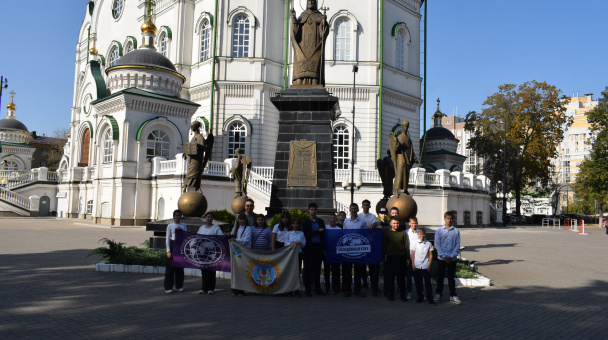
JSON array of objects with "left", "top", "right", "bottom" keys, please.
[
  {"left": 140, "top": 0, "right": 157, "bottom": 50},
  {"left": 6, "top": 90, "right": 16, "bottom": 119}
]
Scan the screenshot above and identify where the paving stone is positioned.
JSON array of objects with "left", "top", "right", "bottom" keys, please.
[{"left": 1, "top": 219, "right": 607, "bottom": 338}]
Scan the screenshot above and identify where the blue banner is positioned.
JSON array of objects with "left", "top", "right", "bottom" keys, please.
[{"left": 325, "top": 229, "right": 383, "bottom": 264}]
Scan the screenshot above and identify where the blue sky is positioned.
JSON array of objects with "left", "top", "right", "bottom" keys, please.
[{"left": 0, "top": 0, "right": 606, "bottom": 137}]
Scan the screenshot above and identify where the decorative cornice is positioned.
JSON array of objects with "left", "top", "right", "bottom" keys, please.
[
  {"left": 383, "top": 88, "right": 423, "bottom": 111},
  {"left": 189, "top": 83, "right": 212, "bottom": 101}
]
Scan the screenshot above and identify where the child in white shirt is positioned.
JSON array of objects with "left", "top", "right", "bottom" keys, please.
[
  {"left": 285, "top": 219, "right": 306, "bottom": 297},
  {"left": 411, "top": 227, "right": 435, "bottom": 305}
]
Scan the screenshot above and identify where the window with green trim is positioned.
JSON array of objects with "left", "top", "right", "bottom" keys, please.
[
  {"left": 108, "top": 46, "right": 120, "bottom": 67},
  {"left": 159, "top": 32, "right": 168, "bottom": 57},
  {"left": 200, "top": 20, "right": 212, "bottom": 61},
  {"left": 396, "top": 29, "right": 406, "bottom": 71},
  {"left": 232, "top": 16, "right": 250, "bottom": 57},
  {"left": 146, "top": 130, "right": 170, "bottom": 159},
  {"left": 228, "top": 122, "right": 246, "bottom": 158},
  {"left": 103, "top": 129, "right": 113, "bottom": 163},
  {"left": 124, "top": 40, "right": 134, "bottom": 54}
]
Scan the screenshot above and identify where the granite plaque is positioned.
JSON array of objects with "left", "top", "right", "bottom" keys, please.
[{"left": 287, "top": 140, "right": 317, "bottom": 187}]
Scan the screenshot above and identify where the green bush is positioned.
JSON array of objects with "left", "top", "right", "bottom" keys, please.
[
  {"left": 89, "top": 238, "right": 166, "bottom": 266},
  {"left": 209, "top": 209, "right": 236, "bottom": 227},
  {"left": 268, "top": 209, "right": 310, "bottom": 229}
]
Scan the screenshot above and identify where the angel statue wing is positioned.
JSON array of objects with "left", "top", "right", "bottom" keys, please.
[{"left": 201, "top": 133, "right": 214, "bottom": 174}]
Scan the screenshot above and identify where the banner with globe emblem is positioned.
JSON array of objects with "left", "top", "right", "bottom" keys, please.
[
  {"left": 230, "top": 242, "right": 300, "bottom": 294},
  {"left": 172, "top": 231, "right": 234, "bottom": 272},
  {"left": 325, "top": 229, "right": 383, "bottom": 264}
]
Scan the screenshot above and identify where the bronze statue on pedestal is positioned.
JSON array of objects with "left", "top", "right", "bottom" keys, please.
[
  {"left": 389, "top": 121, "right": 419, "bottom": 197},
  {"left": 230, "top": 148, "right": 252, "bottom": 198},
  {"left": 290, "top": 0, "right": 329, "bottom": 88},
  {"left": 182, "top": 121, "right": 214, "bottom": 193}
]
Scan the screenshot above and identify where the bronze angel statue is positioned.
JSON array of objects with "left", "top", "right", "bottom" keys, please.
[
  {"left": 230, "top": 148, "right": 252, "bottom": 198},
  {"left": 183, "top": 121, "right": 214, "bottom": 193},
  {"left": 389, "top": 121, "right": 419, "bottom": 197}
]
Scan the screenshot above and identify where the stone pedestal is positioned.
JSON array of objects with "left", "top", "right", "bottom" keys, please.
[{"left": 267, "top": 88, "right": 340, "bottom": 215}]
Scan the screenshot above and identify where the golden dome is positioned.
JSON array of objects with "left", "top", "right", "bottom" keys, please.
[
  {"left": 89, "top": 46, "right": 98, "bottom": 55},
  {"left": 6, "top": 99, "right": 16, "bottom": 110},
  {"left": 141, "top": 16, "right": 157, "bottom": 35}
]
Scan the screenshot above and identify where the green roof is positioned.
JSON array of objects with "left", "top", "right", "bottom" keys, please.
[
  {"left": 91, "top": 87, "right": 200, "bottom": 107},
  {"left": 425, "top": 149, "right": 467, "bottom": 158},
  {"left": 0, "top": 141, "right": 36, "bottom": 148}
]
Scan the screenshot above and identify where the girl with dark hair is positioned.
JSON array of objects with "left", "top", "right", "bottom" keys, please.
[{"left": 272, "top": 212, "right": 292, "bottom": 250}]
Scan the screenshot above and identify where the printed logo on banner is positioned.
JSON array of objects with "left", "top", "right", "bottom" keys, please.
[
  {"left": 180, "top": 235, "right": 228, "bottom": 267},
  {"left": 231, "top": 243, "right": 242, "bottom": 258},
  {"left": 336, "top": 233, "right": 372, "bottom": 259},
  {"left": 247, "top": 259, "right": 283, "bottom": 293}
]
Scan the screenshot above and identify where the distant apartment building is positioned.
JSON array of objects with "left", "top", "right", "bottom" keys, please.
[
  {"left": 440, "top": 114, "right": 482, "bottom": 174},
  {"left": 553, "top": 93, "right": 598, "bottom": 184}
]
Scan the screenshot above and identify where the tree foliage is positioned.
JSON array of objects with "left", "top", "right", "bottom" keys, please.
[
  {"left": 465, "top": 81, "right": 571, "bottom": 216},
  {"left": 574, "top": 86, "right": 608, "bottom": 212}
]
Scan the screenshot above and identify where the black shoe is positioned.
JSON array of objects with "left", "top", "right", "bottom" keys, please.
[
  {"left": 416, "top": 297, "right": 424, "bottom": 303},
  {"left": 372, "top": 289, "right": 379, "bottom": 297},
  {"left": 355, "top": 291, "right": 366, "bottom": 298},
  {"left": 388, "top": 293, "right": 395, "bottom": 301},
  {"left": 383, "top": 290, "right": 389, "bottom": 297},
  {"left": 315, "top": 289, "right": 326, "bottom": 296},
  {"left": 400, "top": 293, "right": 407, "bottom": 302},
  {"left": 343, "top": 291, "right": 352, "bottom": 297},
  {"left": 305, "top": 291, "right": 313, "bottom": 297},
  {"left": 362, "top": 284, "right": 369, "bottom": 291}
]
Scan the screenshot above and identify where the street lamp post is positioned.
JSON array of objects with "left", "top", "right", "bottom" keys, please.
[{"left": 349, "top": 64, "right": 358, "bottom": 205}]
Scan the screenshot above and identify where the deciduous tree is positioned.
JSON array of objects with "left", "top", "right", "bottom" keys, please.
[{"left": 465, "top": 81, "right": 571, "bottom": 216}]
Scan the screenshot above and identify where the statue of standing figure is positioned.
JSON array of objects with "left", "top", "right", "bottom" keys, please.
[
  {"left": 290, "top": 0, "right": 329, "bottom": 88},
  {"left": 183, "top": 121, "right": 214, "bottom": 193},
  {"left": 230, "top": 148, "right": 252, "bottom": 198},
  {"left": 389, "top": 121, "right": 419, "bottom": 197}
]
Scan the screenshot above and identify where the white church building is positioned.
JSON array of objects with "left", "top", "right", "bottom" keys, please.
[{"left": 1, "top": 0, "right": 491, "bottom": 226}]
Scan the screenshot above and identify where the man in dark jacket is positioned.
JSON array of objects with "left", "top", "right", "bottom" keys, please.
[{"left": 302, "top": 202, "right": 326, "bottom": 297}]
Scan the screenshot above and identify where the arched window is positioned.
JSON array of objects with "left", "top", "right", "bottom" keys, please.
[
  {"left": 103, "top": 129, "right": 113, "bottom": 163},
  {"left": 124, "top": 40, "right": 134, "bottom": 54},
  {"left": 112, "top": 0, "right": 124, "bottom": 19},
  {"left": 4, "top": 160, "right": 19, "bottom": 171},
  {"left": 476, "top": 211, "right": 483, "bottom": 225},
  {"left": 159, "top": 32, "right": 168, "bottom": 57},
  {"left": 232, "top": 16, "right": 250, "bottom": 57},
  {"left": 146, "top": 130, "right": 170, "bottom": 159},
  {"left": 227, "top": 122, "right": 246, "bottom": 158},
  {"left": 200, "top": 19, "right": 212, "bottom": 61},
  {"left": 334, "top": 18, "right": 352, "bottom": 61},
  {"left": 81, "top": 128, "right": 90, "bottom": 166},
  {"left": 108, "top": 46, "right": 120, "bottom": 67},
  {"left": 396, "top": 30, "right": 405, "bottom": 71},
  {"left": 333, "top": 125, "right": 350, "bottom": 170},
  {"left": 464, "top": 211, "right": 471, "bottom": 225}
]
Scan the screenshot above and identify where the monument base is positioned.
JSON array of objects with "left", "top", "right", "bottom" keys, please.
[{"left": 267, "top": 88, "right": 340, "bottom": 215}]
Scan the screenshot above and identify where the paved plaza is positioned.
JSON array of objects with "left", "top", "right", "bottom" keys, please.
[{"left": 1, "top": 218, "right": 607, "bottom": 339}]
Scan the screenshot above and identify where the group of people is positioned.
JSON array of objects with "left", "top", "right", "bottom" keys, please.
[{"left": 164, "top": 198, "right": 463, "bottom": 305}]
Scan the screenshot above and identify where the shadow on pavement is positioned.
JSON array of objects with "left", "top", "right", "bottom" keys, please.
[{"left": 1, "top": 248, "right": 608, "bottom": 339}]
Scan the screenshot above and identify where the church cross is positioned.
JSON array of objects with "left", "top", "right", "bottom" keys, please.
[
  {"left": 145, "top": 0, "right": 156, "bottom": 19},
  {"left": 9, "top": 90, "right": 16, "bottom": 101}
]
